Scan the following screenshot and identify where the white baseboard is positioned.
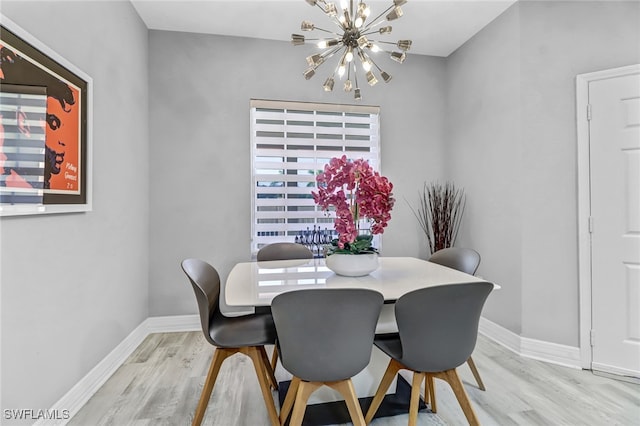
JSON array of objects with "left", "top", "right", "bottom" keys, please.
[
  {"left": 520, "top": 336, "right": 582, "bottom": 368},
  {"left": 479, "top": 317, "right": 582, "bottom": 370},
  {"left": 39, "top": 314, "right": 579, "bottom": 425},
  {"left": 146, "top": 314, "right": 200, "bottom": 333},
  {"left": 591, "top": 362, "right": 640, "bottom": 378},
  {"left": 479, "top": 316, "right": 521, "bottom": 354},
  {"left": 34, "top": 315, "right": 200, "bottom": 426}
]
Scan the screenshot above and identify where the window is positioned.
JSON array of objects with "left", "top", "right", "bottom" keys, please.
[{"left": 250, "top": 99, "right": 380, "bottom": 254}]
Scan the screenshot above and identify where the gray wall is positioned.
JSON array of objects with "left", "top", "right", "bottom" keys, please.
[
  {"left": 446, "top": 3, "right": 523, "bottom": 335},
  {"left": 447, "top": 1, "right": 640, "bottom": 345},
  {"left": 148, "top": 31, "right": 447, "bottom": 315},
  {"left": 0, "top": 1, "right": 149, "bottom": 419}
]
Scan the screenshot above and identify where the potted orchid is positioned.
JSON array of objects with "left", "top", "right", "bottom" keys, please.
[{"left": 312, "top": 155, "right": 394, "bottom": 276}]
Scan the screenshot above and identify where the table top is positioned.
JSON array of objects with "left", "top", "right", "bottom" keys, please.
[{"left": 225, "top": 256, "right": 499, "bottom": 307}]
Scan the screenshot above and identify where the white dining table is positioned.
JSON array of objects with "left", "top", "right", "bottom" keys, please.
[
  {"left": 225, "top": 255, "right": 499, "bottom": 409},
  {"left": 225, "top": 256, "right": 499, "bottom": 307}
]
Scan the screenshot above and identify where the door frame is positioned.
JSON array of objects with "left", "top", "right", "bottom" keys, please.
[{"left": 576, "top": 64, "right": 640, "bottom": 370}]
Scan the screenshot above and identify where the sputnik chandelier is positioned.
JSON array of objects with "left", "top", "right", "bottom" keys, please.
[{"left": 292, "top": 0, "right": 411, "bottom": 100}]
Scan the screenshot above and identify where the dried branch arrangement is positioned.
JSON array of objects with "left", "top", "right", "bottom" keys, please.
[{"left": 409, "top": 181, "right": 466, "bottom": 255}]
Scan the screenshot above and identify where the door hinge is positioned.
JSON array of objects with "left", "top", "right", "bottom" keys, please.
[
  {"left": 588, "top": 216, "right": 594, "bottom": 233},
  {"left": 587, "top": 104, "right": 592, "bottom": 121},
  {"left": 590, "top": 329, "right": 595, "bottom": 347}
]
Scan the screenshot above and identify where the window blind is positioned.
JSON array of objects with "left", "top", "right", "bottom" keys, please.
[
  {"left": 0, "top": 87, "right": 46, "bottom": 205},
  {"left": 250, "top": 99, "right": 381, "bottom": 253}
]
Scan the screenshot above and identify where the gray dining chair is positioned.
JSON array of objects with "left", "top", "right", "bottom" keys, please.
[
  {"left": 257, "top": 242, "right": 313, "bottom": 261},
  {"left": 181, "top": 258, "right": 279, "bottom": 426},
  {"left": 428, "top": 247, "right": 481, "bottom": 277},
  {"left": 272, "top": 288, "right": 384, "bottom": 426},
  {"left": 428, "top": 247, "right": 486, "bottom": 391},
  {"left": 365, "top": 282, "right": 494, "bottom": 426},
  {"left": 257, "top": 242, "right": 313, "bottom": 370}
]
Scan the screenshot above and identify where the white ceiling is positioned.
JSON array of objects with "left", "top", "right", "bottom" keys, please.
[{"left": 130, "top": 0, "right": 517, "bottom": 57}]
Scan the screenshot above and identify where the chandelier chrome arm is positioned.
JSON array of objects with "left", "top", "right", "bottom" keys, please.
[{"left": 362, "top": 6, "right": 395, "bottom": 31}]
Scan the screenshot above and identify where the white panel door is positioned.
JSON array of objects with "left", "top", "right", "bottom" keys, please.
[{"left": 590, "top": 71, "right": 640, "bottom": 377}]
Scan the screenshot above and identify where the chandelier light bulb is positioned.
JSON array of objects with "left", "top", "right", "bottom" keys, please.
[
  {"left": 291, "top": 34, "right": 305, "bottom": 46},
  {"left": 301, "top": 20, "right": 315, "bottom": 31},
  {"left": 344, "top": 79, "right": 353, "bottom": 92},
  {"left": 318, "top": 39, "right": 339, "bottom": 48},
  {"left": 342, "top": 10, "right": 351, "bottom": 25},
  {"left": 390, "top": 51, "right": 406, "bottom": 63},
  {"left": 381, "top": 71, "right": 392, "bottom": 83},
  {"left": 338, "top": 52, "right": 348, "bottom": 77},
  {"left": 355, "top": 17, "right": 363, "bottom": 28},
  {"left": 325, "top": 2, "right": 338, "bottom": 17},
  {"left": 369, "top": 43, "right": 381, "bottom": 53},
  {"left": 366, "top": 70, "right": 378, "bottom": 86},
  {"left": 386, "top": 6, "right": 403, "bottom": 21},
  {"left": 323, "top": 77, "right": 335, "bottom": 91},
  {"left": 340, "top": 0, "right": 349, "bottom": 10},
  {"left": 379, "top": 26, "right": 392, "bottom": 34},
  {"left": 304, "top": 67, "right": 316, "bottom": 80},
  {"left": 355, "top": 88, "right": 362, "bottom": 100},
  {"left": 397, "top": 40, "right": 412, "bottom": 51},
  {"left": 357, "top": 36, "right": 369, "bottom": 49},
  {"left": 306, "top": 54, "right": 325, "bottom": 67},
  {"left": 358, "top": 3, "right": 371, "bottom": 17},
  {"left": 357, "top": 50, "right": 373, "bottom": 72},
  {"left": 345, "top": 48, "right": 354, "bottom": 62}
]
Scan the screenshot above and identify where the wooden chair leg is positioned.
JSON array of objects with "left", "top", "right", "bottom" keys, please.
[
  {"left": 289, "top": 381, "right": 322, "bottom": 426},
  {"left": 244, "top": 347, "right": 280, "bottom": 426},
  {"left": 437, "top": 369, "right": 480, "bottom": 426},
  {"left": 192, "top": 348, "right": 233, "bottom": 426},
  {"left": 467, "top": 356, "right": 486, "bottom": 391},
  {"left": 329, "top": 379, "right": 366, "bottom": 426},
  {"left": 408, "top": 372, "right": 425, "bottom": 426},
  {"left": 258, "top": 345, "right": 278, "bottom": 390},
  {"left": 279, "top": 376, "right": 301, "bottom": 424},
  {"left": 270, "top": 345, "right": 278, "bottom": 371},
  {"left": 424, "top": 374, "right": 430, "bottom": 407},
  {"left": 427, "top": 375, "right": 437, "bottom": 413},
  {"left": 364, "top": 358, "right": 402, "bottom": 424}
]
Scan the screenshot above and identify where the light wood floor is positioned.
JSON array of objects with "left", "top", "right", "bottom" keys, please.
[{"left": 68, "top": 332, "right": 640, "bottom": 426}]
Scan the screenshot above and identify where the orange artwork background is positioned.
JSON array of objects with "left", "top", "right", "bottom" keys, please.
[{"left": 47, "top": 88, "right": 80, "bottom": 192}]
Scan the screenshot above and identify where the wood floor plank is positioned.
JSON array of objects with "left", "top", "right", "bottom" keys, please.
[{"left": 68, "top": 332, "right": 640, "bottom": 426}]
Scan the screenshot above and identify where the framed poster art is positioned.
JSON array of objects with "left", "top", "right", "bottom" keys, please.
[{"left": 0, "top": 15, "right": 92, "bottom": 216}]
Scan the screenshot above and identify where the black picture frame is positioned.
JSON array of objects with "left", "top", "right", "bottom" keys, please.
[{"left": 1, "top": 16, "right": 92, "bottom": 216}]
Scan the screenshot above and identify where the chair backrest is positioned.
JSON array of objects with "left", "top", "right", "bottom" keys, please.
[
  {"left": 181, "top": 258, "right": 221, "bottom": 346},
  {"left": 257, "top": 242, "right": 313, "bottom": 261},
  {"left": 395, "top": 282, "right": 493, "bottom": 372},
  {"left": 428, "top": 247, "right": 481, "bottom": 275},
  {"left": 272, "top": 289, "right": 384, "bottom": 382}
]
